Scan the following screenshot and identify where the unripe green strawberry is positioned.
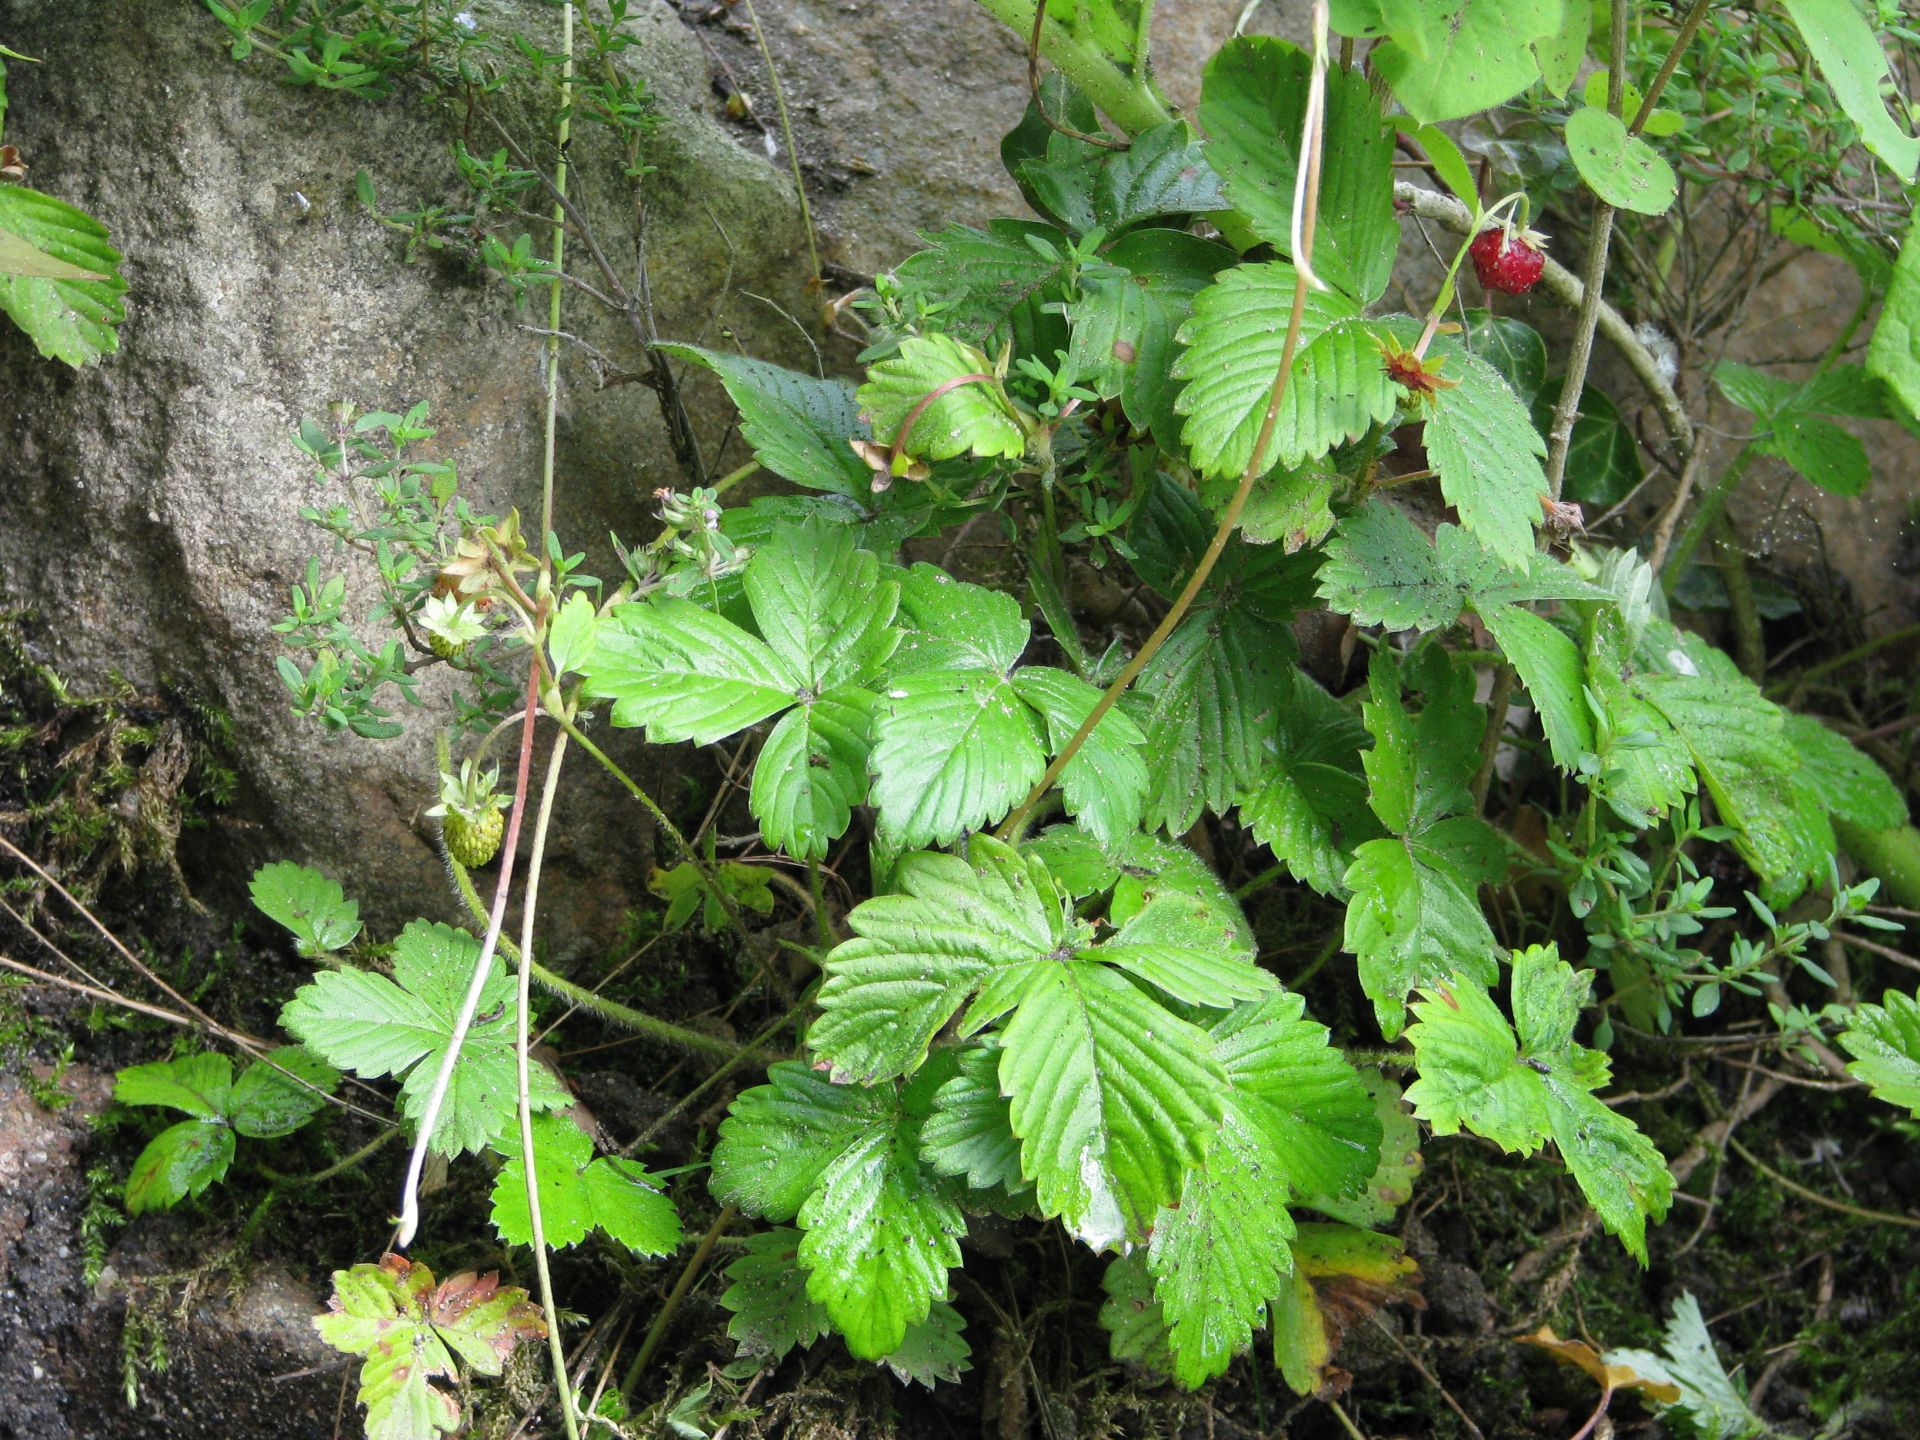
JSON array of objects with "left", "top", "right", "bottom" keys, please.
[
  {"left": 443, "top": 805, "right": 505, "bottom": 867},
  {"left": 428, "top": 631, "right": 464, "bottom": 661}
]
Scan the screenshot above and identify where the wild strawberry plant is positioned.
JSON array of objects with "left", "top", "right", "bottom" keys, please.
[{"left": 99, "top": 0, "right": 1920, "bottom": 1433}]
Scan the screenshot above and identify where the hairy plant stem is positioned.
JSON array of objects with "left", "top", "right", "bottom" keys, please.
[
  {"left": 1713, "top": 521, "right": 1766, "bottom": 680},
  {"left": 621, "top": 1204, "right": 738, "bottom": 1397},
  {"left": 974, "top": 0, "right": 1174, "bottom": 135},
  {"left": 399, "top": 663, "right": 540, "bottom": 1249},
  {"left": 1469, "top": 665, "right": 1516, "bottom": 813},
  {"left": 997, "top": 0, "right": 1330, "bottom": 840}
]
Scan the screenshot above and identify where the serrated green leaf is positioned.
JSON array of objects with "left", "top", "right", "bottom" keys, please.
[
  {"left": 868, "top": 670, "right": 1047, "bottom": 849},
  {"left": 1425, "top": 346, "right": 1549, "bottom": 568},
  {"left": 750, "top": 688, "right": 875, "bottom": 861},
  {"left": 659, "top": 344, "right": 872, "bottom": 497},
  {"left": 126, "top": 1119, "right": 235, "bottom": 1214},
  {"left": 0, "top": 184, "right": 127, "bottom": 365},
  {"left": 1405, "top": 945, "right": 1672, "bottom": 1261},
  {"left": 250, "top": 861, "right": 362, "bottom": 956},
  {"left": 1068, "top": 228, "right": 1231, "bottom": 448},
  {"left": 490, "top": 1110, "right": 598, "bottom": 1249},
  {"left": 1303, "top": 1071, "right": 1423, "bottom": 1226},
  {"left": 879, "top": 1299, "right": 972, "bottom": 1387},
  {"left": 1374, "top": 0, "right": 1561, "bottom": 122},
  {"left": 1010, "top": 665, "right": 1149, "bottom": 844},
  {"left": 1022, "top": 121, "right": 1227, "bottom": 238},
  {"left": 1174, "top": 264, "right": 1395, "bottom": 480},
  {"left": 721, "top": 1228, "right": 831, "bottom": 1361},
  {"left": 115, "top": 1053, "right": 233, "bottom": 1120},
  {"left": 281, "top": 921, "right": 570, "bottom": 1156},
  {"left": 1241, "top": 671, "right": 1381, "bottom": 895},
  {"left": 994, "top": 958, "right": 1226, "bottom": 1249},
  {"left": 890, "top": 220, "right": 1071, "bottom": 347},
  {"left": 586, "top": 597, "right": 795, "bottom": 745},
  {"left": 744, "top": 520, "right": 900, "bottom": 692},
  {"left": 860, "top": 333, "right": 1027, "bottom": 465},
  {"left": 1838, "top": 989, "right": 1920, "bottom": 1117},
  {"left": 0, "top": 227, "right": 108, "bottom": 280},
  {"left": 920, "top": 1040, "right": 1029, "bottom": 1196},
  {"left": 315, "top": 1255, "right": 545, "bottom": 1440},
  {"left": 1783, "top": 712, "right": 1907, "bottom": 830},
  {"left": 1100, "top": 1252, "right": 1175, "bottom": 1373},
  {"left": 1869, "top": 218, "right": 1920, "bottom": 421},
  {"left": 1763, "top": 410, "right": 1870, "bottom": 496},
  {"left": 1565, "top": 106, "right": 1678, "bottom": 215},
  {"left": 227, "top": 1046, "right": 339, "bottom": 1138},
  {"left": 1479, "top": 604, "right": 1593, "bottom": 770},
  {"left": 1781, "top": 0, "right": 1920, "bottom": 182},
  {"left": 1199, "top": 38, "right": 1397, "bottom": 302},
  {"left": 889, "top": 562, "right": 1030, "bottom": 674}
]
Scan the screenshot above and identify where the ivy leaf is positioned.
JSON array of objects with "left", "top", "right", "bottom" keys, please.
[
  {"left": 1022, "top": 121, "right": 1228, "bottom": 238},
  {"left": 1240, "top": 670, "right": 1381, "bottom": 895},
  {"left": 1838, "top": 989, "right": 1920, "bottom": 1118},
  {"left": 126, "top": 1120, "right": 236, "bottom": 1214},
  {"left": 1173, "top": 263, "right": 1394, "bottom": 480},
  {"left": 1468, "top": 312, "right": 1550, "bottom": 404},
  {"left": 1146, "top": 993, "right": 1381, "bottom": 1387},
  {"left": 1010, "top": 665, "right": 1150, "bottom": 844},
  {"left": 1565, "top": 106, "right": 1678, "bottom": 215},
  {"left": 880, "top": 1300, "right": 972, "bottom": 1388},
  {"left": 658, "top": 344, "right": 872, "bottom": 497},
  {"left": 585, "top": 597, "right": 796, "bottom": 746},
  {"left": 281, "top": 921, "right": 571, "bottom": 1156},
  {"left": 1423, "top": 345, "right": 1550, "bottom": 568},
  {"left": 721, "top": 1228, "right": 831, "bottom": 1362},
  {"left": 0, "top": 183, "right": 127, "bottom": 366},
  {"left": 1198, "top": 38, "right": 1398, "bottom": 302},
  {"left": 868, "top": 670, "right": 1047, "bottom": 849},
  {"left": 1344, "top": 652, "right": 1501, "bottom": 1039},
  {"left": 1068, "top": 228, "right": 1232, "bottom": 448},
  {"left": 250, "top": 861, "right": 362, "bottom": 957},
  {"left": 1405, "top": 944, "right": 1674, "bottom": 1261},
  {"left": 488, "top": 1112, "right": 681, "bottom": 1255},
  {"left": 1270, "top": 1224, "right": 1423, "bottom": 1396},
  {"left": 314, "top": 1255, "right": 546, "bottom": 1440},
  {"left": 890, "top": 220, "right": 1071, "bottom": 347},
  {"left": 1372, "top": 0, "right": 1561, "bottom": 122},
  {"left": 711, "top": 1064, "right": 964, "bottom": 1360},
  {"left": 1532, "top": 380, "right": 1645, "bottom": 507},
  {"left": 860, "top": 334, "right": 1027, "bottom": 466}
]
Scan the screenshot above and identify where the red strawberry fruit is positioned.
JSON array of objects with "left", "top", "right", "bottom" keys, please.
[{"left": 1470, "top": 226, "right": 1548, "bottom": 295}]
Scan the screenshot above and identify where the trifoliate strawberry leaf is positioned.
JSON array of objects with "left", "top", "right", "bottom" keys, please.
[
  {"left": 658, "top": 343, "right": 872, "bottom": 498},
  {"left": 1106, "top": 831, "right": 1262, "bottom": 968},
  {"left": 1405, "top": 944, "right": 1673, "bottom": 1261},
  {"left": 1838, "top": 989, "right": 1920, "bottom": 1118},
  {"left": 488, "top": 1113, "right": 681, "bottom": 1255},
  {"left": 721, "top": 1227, "right": 831, "bottom": 1362},
  {"left": 1344, "top": 651, "right": 1501, "bottom": 1039},
  {"left": 250, "top": 860, "right": 362, "bottom": 957},
  {"left": 1127, "top": 590, "right": 1296, "bottom": 834},
  {"left": 1605, "top": 1293, "right": 1775, "bottom": 1440},
  {"left": 1713, "top": 360, "right": 1873, "bottom": 496},
  {"left": 1241, "top": 670, "right": 1381, "bottom": 894},
  {"left": 1010, "top": 665, "right": 1150, "bottom": 844},
  {"left": 1022, "top": 121, "right": 1228, "bottom": 238},
  {"left": 125, "top": 1120, "right": 235, "bottom": 1214},
  {"left": 0, "top": 184, "right": 127, "bottom": 366},
  {"left": 1782, "top": 712, "right": 1907, "bottom": 831},
  {"left": 1303, "top": 1072, "right": 1424, "bottom": 1227},
  {"left": 586, "top": 597, "right": 796, "bottom": 745},
  {"left": 868, "top": 671, "right": 1047, "bottom": 849},
  {"left": 750, "top": 688, "right": 877, "bottom": 861},
  {"left": 1423, "top": 345, "right": 1549, "bottom": 568},
  {"left": 859, "top": 334, "right": 1027, "bottom": 465},
  {"left": 314, "top": 1255, "right": 545, "bottom": 1440},
  {"left": 1372, "top": 0, "right": 1561, "bottom": 122},
  {"left": 880, "top": 1299, "right": 972, "bottom": 1388},
  {"left": 711, "top": 1064, "right": 964, "bottom": 1360},
  {"left": 1068, "top": 228, "right": 1232, "bottom": 449},
  {"left": 650, "top": 859, "right": 775, "bottom": 934},
  {"left": 281, "top": 921, "right": 570, "bottom": 1156},
  {"left": 1173, "top": 263, "right": 1394, "bottom": 480},
  {"left": 919, "top": 1040, "right": 1029, "bottom": 1197},
  {"left": 1270, "top": 1223, "right": 1422, "bottom": 1397},
  {"left": 1198, "top": 37, "right": 1398, "bottom": 303},
  {"left": 890, "top": 220, "right": 1072, "bottom": 347},
  {"left": 889, "top": 562, "right": 1030, "bottom": 674},
  {"left": 1146, "top": 993, "right": 1381, "bottom": 1387},
  {"left": 1100, "top": 1253, "right": 1176, "bottom": 1373}
]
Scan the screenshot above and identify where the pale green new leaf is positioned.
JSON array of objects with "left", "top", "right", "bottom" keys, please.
[
  {"left": 1373, "top": 0, "right": 1562, "bottom": 122},
  {"left": 867, "top": 670, "right": 1047, "bottom": 849},
  {"left": 250, "top": 860, "right": 362, "bottom": 956},
  {"left": 1199, "top": 38, "right": 1398, "bottom": 302},
  {"left": 281, "top": 921, "right": 570, "bottom": 1156},
  {"left": 545, "top": 592, "right": 596, "bottom": 680},
  {"left": 1424, "top": 347, "right": 1549, "bottom": 568},
  {"left": 1838, "top": 989, "right": 1920, "bottom": 1118},
  {"left": 1405, "top": 945, "right": 1672, "bottom": 1261},
  {"left": 1011, "top": 665, "right": 1149, "bottom": 843},
  {"left": 0, "top": 183, "right": 127, "bottom": 365},
  {"left": 749, "top": 689, "right": 876, "bottom": 861},
  {"left": 858, "top": 334, "right": 1026, "bottom": 464},
  {"left": 585, "top": 597, "right": 796, "bottom": 746},
  {"left": 659, "top": 343, "right": 871, "bottom": 496}
]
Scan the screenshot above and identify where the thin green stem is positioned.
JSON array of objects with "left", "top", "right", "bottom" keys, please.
[
  {"left": 1714, "top": 521, "right": 1766, "bottom": 680},
  {"left": 538, "top": 5, "right": 573, "bottom": 564},
  {"left": 1725, "top": 1135, "right": 1920, "bottom": 1229},
  {"left": 256, "top": 1128, "right": 400, "bottom": 1188},
  {"left": 740, "top": 0, "right": 821, "bottom": 287},
  {"left": 1470, "top": 664, "right": 1516, "bottom": 813},
  {"left": 1771, "top": 621, "right": 1920, "bottom": 697},
  {"left": 1660, "top": 444, "right": 1753, "bottom": 592},
  {"left": 621, "top": 1204, "right": 738, "bottom": 1397},
  {"left": 996, "top": 0, "right": 1330, "bottom": 840},
  {"left": 974, "top": 0, "right": 1174, "bottom": 135}
]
